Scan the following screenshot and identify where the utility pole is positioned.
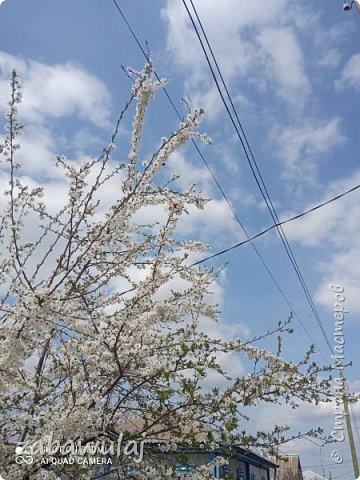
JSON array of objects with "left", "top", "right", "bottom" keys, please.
[{"left": 341, "top": 372, "right": 359, "bottom": 479}]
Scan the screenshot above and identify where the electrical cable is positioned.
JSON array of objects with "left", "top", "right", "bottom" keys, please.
[
  {"left": 110, "top": 0, "right": 329, "bottom": 354},
  {"left": 182, "top": 0, "right": 334, "bottom": 354},
  {"left": 112, "top": 0, "right": 184, "bottom": 119},
  {"left": 188, "top": 183, "right": 360, "bottom": 267},
  {"left": 303, "top": 461, "right": 352, "bottom": 468},
  {"left": 183, "top": 3, "right": 360, "bottom": 444}
]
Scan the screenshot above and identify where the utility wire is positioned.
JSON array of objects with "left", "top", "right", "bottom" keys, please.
[
  {"left": 111, "top": 0, "right": 182, "bottom": 117},
  {"left": 112, "top": 0, "right": 359, "bottom": 460},
  {"left": 111, "top": 0, "right": 352, "bottom": 362},
  {"left": 184, "top": 0, "right": 332, "bottom": 353},
  {"left": 303, "top": 461, "right": 352, "bottom": 468},
  {"left": 111, "top": 0, "right": 325, "bottom": 352},
  {"left": 188, "top": 182, "right": 360, "bottom": 266},
  {"left": 182, "top": 0, "right": 334, "bottom": 354}
]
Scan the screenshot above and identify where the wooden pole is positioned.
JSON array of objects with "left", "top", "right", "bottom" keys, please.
[{"left": 341, "top": 372, "right": 359, "bottom": 479}]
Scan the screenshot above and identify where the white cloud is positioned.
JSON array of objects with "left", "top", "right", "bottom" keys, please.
[
  {"left": 336, "top": 53, "right": 360, "bottom": 92},
  {"left": 166, "top": 151, "right": 212, "bottom": 192},
  {"left": 162, "top": 0, "right": 291, "bottom": 79},
  {"left": 248, "top": 400, "right": 331, "bottom": 435},
  {"left": 315, "top": 255, "right": 360, "bottom": 314},
  {"left": 200, "top": 350, "right": 244, "bottom": 390},
  {"left": 272, "top": 118, "right": 346, "bottom": 183},
  {"left": 0, "top": 53, "right": 123, "bottom": 293},
  {"left": 213, "top": 144, "right": 241, "bottom": 176},
  {"left": 161, "top": 0, "right": 314, "bottom": 115},
  {"left": 282, "top": 169, "right": 360, "bottom": 313},
  {"left": 188, "top": 85, "right": 223, "bottom": 121},
  {"left": 283, "top": 169, "right": 360, "bottom": 247},
  {"left": 9, "top": 124, "right": 61, "bottom": 179},
  {"left": 164, "top": 150, "right": 243, "bottom": 243},
  {"left": 317, "top": 49, "right": 342, "bottom": 69},
  {"left": 131, "top": 196, "right": 240, "bottom": 249},
  {"left": 257, "top": 26, "right": 310, "bottom": 107},
  {"left": 0, "top": 52, "right": 119, "bottom": 230},
  {"left": 288, "top": 5, "right": 347, "bottom": 70},
  {"left": 0, "top": 51, "right": 111, "bottom": 127},
  {"left": 177, "top": 199, "right": 240, "bottom": 241}
]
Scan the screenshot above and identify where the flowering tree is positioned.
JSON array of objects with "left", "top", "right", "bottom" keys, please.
[{"left": 0, "top": 66, "right": 331, "bottom": 480}]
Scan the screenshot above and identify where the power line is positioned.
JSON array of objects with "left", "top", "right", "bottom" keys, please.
[
  {"left": 182, "top": 0, "right": 334, "bottom": 354},
  {"left": 183, "top": 0, "right": 332, "bottom": 354},
  {"left": 188, "top": 183, "right": 360, "bottom": 266},
  {"left": 110, "top": 0, "right": 348, "bottom": 359},
  {"left": 303, "top": 461, "right": 352, "bottom": 468},
  {"left": 110, "top": 0, "right": 326, "bottom": 352},
  {"left": 111, "top": 0, "right": 183, "bottom": 118},
  {"left": 111, "top": 3, "right": 360, "bottom": 448}
]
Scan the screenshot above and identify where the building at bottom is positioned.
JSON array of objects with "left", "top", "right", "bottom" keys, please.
[
  {"left": 270, "top": 454, "right": 303, "bottom": 480},
  {"left": 170, "top": 446, "right": 278, "bottom": 480},
  {"left": 100, "top": 444, "right": 278, "bottom": 479}
]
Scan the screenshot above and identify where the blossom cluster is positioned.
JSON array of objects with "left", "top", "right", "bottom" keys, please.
[{"left": 0, "top": 67, "right": 332, "bottom": 480}]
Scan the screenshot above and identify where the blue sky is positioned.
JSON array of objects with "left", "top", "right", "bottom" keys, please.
[{"left": 1, "top": 0, "right": 360, "bottom": 478}]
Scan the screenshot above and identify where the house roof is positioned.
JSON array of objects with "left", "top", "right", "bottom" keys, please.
[
  {"left": 115, "top": 416, "right": 278, "bottom": 469},
  {"left": 233, "top": 447, "right": 279, "bottom": 469}
]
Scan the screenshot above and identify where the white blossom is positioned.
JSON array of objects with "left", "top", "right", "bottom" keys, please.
[{"left": 0, "top": 68, "right": 333, "bottom": 480}]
